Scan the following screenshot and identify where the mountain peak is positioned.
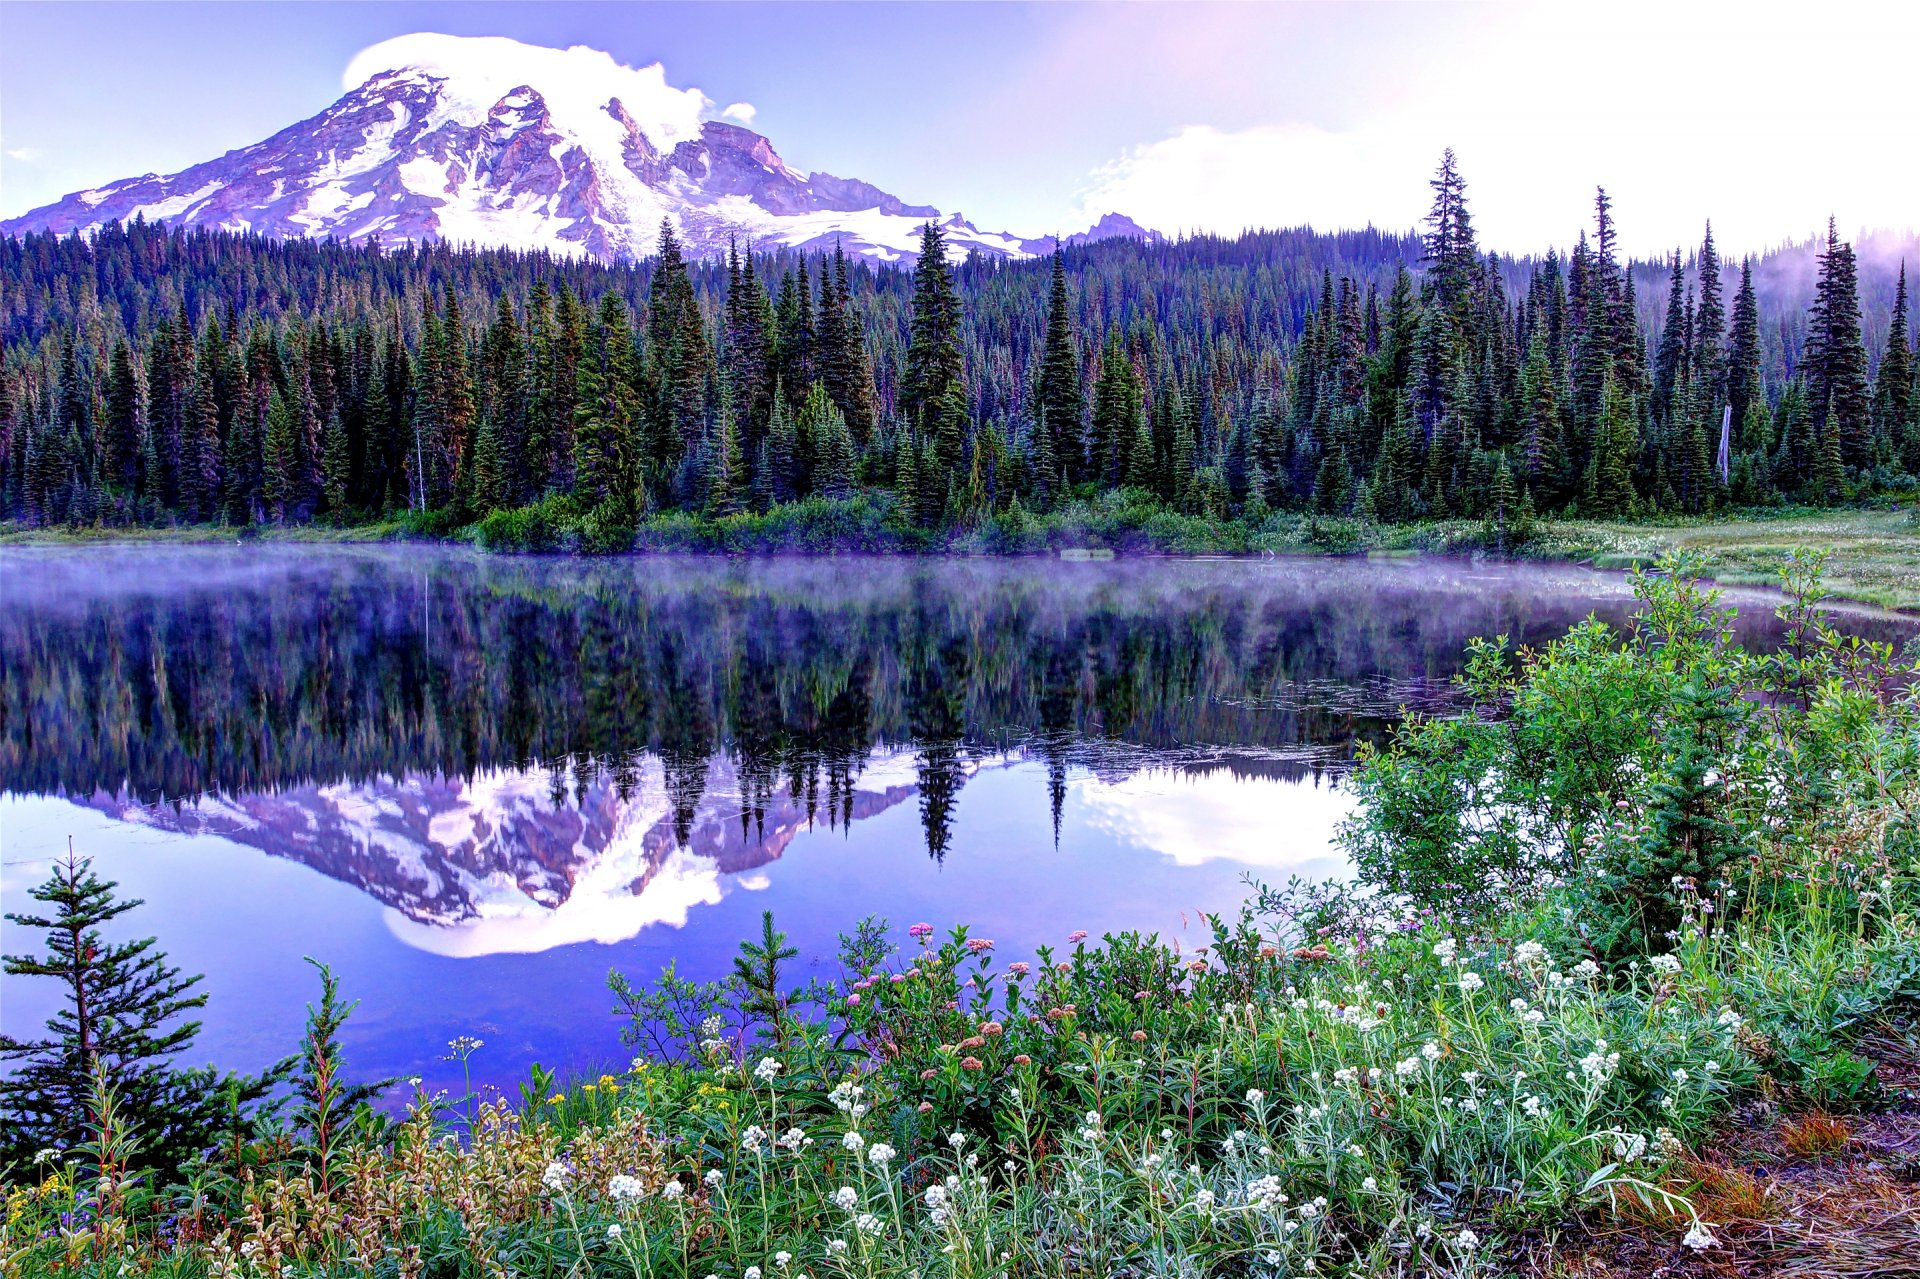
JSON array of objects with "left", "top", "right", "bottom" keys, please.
[{"left": 1, "top": 34, "right": 1154, "bottom": 265}]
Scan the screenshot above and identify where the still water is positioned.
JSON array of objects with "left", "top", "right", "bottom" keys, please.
[{"left": 2, "top": 547, "right": 1897, "bottom": 1096}]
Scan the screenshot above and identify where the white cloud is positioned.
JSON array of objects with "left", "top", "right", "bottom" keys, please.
[
  {"left": 1071, "top": 1, "right": 1920, "bottom": 257},
  {"left": 1077, "top": 768, "right": 1353, "bottom": 876},
  {"left": 1072, "top": 124, "right": 1430, "bottom": 243},
  {"left": 5, "top": 148, "right": 44, "bottom": 163},
  {"left": 720, "top": 101, "right": 757, "bottom": 125},
  {"left": 342, "top": 33, "right": 713, "bottom": 147}
]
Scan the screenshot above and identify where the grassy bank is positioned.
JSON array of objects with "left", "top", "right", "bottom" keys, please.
[
  {"left": 6, "top": 498, "right": 1918, "bottom": 611},
  {"left": 4, "top": 555, "right": 1917, "bottom": 1278}
]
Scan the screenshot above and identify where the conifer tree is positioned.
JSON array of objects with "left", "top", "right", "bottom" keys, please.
[
  {"left": 706, "top": 383, "right": 745, "bottom": 517},
  {"left": 903, "top": 222, "right": 964, "bottom": 431},
  {"left": 1805, "top": 219, "right": 1873, "bottom": 468},
  {"left": 1, "top": 848, "right": 277, "bottom": 1176},
  {"left": 1037, "top": 248, "right": 1085, "bottom": 480},
  {"left": 1876, "top": 263, "right": 1912, "bottom": 464}
]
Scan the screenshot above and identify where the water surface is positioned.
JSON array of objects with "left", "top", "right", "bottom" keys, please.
[{"left": 3, "top": 548, "right": 1899, "bottom": 1094}]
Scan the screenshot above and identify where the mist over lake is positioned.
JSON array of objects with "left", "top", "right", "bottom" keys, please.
[{"left": 2, "top": 546, "right": 1909, "bottom": 1094}]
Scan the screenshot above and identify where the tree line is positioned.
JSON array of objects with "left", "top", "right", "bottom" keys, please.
[{"left": 2, "top": 153, "right": 1914, "bottom": 534}]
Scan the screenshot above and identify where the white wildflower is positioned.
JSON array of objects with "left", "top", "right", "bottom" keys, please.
[{"left": 1682, "top": 1221, "right": 1719, "bottom": 1250}]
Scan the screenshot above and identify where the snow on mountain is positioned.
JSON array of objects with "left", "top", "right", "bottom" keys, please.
[
  {"left": 1, "top": 33, "right": 1157, "bottom": 263},
  {"left": 80, "top": 745, "right": 1020, "bottom": 956}
]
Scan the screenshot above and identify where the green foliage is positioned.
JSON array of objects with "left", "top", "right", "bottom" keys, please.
[{"left": 0, "top": 848, "right": 279, "bottom": 1179}]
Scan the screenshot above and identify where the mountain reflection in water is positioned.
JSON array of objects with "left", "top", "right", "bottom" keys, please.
[{"left": 4, "top": 547, "right": 1904, "bottom": 1087}]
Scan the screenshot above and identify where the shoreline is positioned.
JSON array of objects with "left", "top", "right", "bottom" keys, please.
[{"left": 5, "top": 506, "right": 1917, "bottom": 612}]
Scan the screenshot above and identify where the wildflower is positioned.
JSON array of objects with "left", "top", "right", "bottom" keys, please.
[
  {"left": 909, "top": 922, "right": 934, "bottom": 939},
  {"left": 541, "top": 1161, "right": 569, "bottom": 1192},
  {"left": 960, "top": 1056, "right": 984, "bottom": 1071},
  {"left": 745, "top": 1268, "right": 762, "bottom": 1279},
  {"left": 948, "top": 1131, "right": 966, "bottom": 1149},
  {"left": 842, "top": 1131, "right": 865, "bottom": 1152},
  {"left": 779, "top": 1126, "right": 808, "bottom": 1151},
  {"left": 1682, "top": 1221, "right": 1719, "bottom": 1250},
  {"left": 754, "top": 1056, "right": 784, "bottom": 1082},
  {"left": 661, "top": 1179, "right": 684, "bottom": 1201},
  {"left": 740, "top": 1125, "right": 769, "bottom": 1155},
  {"left": 1458, "top": 971, "right": 1485, "bottom": 992},
  {"left": 834, "top": 1186, "right": 859, "bottom": 1210},
  {"left": 607, "top": 1174, "right": 645, "bottom": 1202},
  {"left": 1651, "top": 952, "right": 1682, "bottom": 974},
  {"left": 1361, "top": 1176, "right": 1378, "bottom": 1192},
  {"left": 1068, "top": 930, "right": 1088, "bottom": 944},
  {"left": 1513, "top": 939, "right": 1547, "bottom": 966},
  {"left": 1432, "top": 937, "right": 1458, "bottom": 965},
  {"left": 846, "top": 993, "right": 861, "bottom": 1006},
  {"left": 1012, "top": 1054, "right": 1031, "bottom": 1065},
  {"left": 966, "top": 938, "right": 994, "bottom": 954},
  {"left": 1613, "top": 1132, "right": 1648, "bottom": 1161},
  {"left": 855, "top": 1212, "right": 883, "bottom": 1234},
  {"left": 775, "top": 1253, "right": 792, "bottom": 1269},
  {"left": 1131, "top": 1028, "right": 1148, "bottom": 1041},
  {"left": 1716, "top": 1007, "right": 1743, "bottom": 1030},
  {"left": 1572, "top": 958, "right": 1601, "bottom": 980},
  {"left": 407, "top": 1075, "right": 422, "bottom": 1088},
  {"left": 704, "top": 1169, "right": 724, "bottom": 1187},
  {"left": 826, "top": 1239, "right": 848, "bottom": 1255},
  {"left": 1420, "top": 1040, "right": 1443, "bottom": 1061},
  {"left": 979, "top": 1020, "right": 1004, "bottom": 1036},
  {"left": 606, "top": 1223, "right": 623, "bottom": 1241},
  {"left": 1523, "top": 1008, "right": 1546, "bottom": 1025},
  {"left": 1245, "top": 1088, "right": 1265, "bottom": 1104},
  {"left": 1454, "top": 1228, "right": 1481, "bottom": 1250},
  {"left": 1672, "top": 1067, "right": 1690, "bottom": 1085},
  {"left": 1193, "top": 1188, "right": 1216, "bottom": 1211},
  {"left": 869, "top": 1142, "right": 897, "bottom": 1166},
  {"left": 1395, "top": 1056, "right": 1421, "bottom": 1078},
  {"left": 1006, "top": 962, "right": 1030, "bottom": 976}
]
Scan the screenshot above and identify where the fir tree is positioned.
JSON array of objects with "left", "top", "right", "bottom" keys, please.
[
  {"left": 902, "top": 222, "right": 964, "bottom": 431},
  {"left": 1037, "top": 248, "right": 1085, "bottom": 481},
  {"left": 1, "top": 848, "right": 278, "bottom": 1176}
]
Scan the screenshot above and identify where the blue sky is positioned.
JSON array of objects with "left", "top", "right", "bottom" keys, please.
[{"left": 3, "top": 1, "right": 1913, "bottom": 255}]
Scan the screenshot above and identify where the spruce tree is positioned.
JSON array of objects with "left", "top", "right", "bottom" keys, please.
[
  {"left": 1, "top": 848, "right": 277, "bottom": 1176},
  {"left": 1876, "top": 263, "right": 1912, "bottom": 466},
  {"left": 1037, "top": 248, "right": 1085, "bottom": 481},
  {"left": 1805, "top": 219, "right": 1873, "bottom": 468},
  {"left": 903, "top": 222, "right": 964, "bottom": 432}
]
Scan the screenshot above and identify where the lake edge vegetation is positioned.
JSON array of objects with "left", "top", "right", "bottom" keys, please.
[{"left": 4, "top": 549, "right": 1918, "bottom": 1278}]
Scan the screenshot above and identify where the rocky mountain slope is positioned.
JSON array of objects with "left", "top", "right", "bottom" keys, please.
[{"left": 1, "top": 33, "right": 1157, "bottom": 263}]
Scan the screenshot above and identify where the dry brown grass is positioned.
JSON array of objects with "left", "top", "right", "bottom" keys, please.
[{"left": 1780, "top": 1111, "right": 1852, "bottom": 1157}]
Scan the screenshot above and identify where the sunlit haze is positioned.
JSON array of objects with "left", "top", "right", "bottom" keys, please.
[{"left": 3, "top": 0, "right": 1912, "bottom": 256}]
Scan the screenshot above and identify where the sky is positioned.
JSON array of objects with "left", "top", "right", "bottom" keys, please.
[{"left": 2, "top": 0, "right": 1914, "bottom": 257}]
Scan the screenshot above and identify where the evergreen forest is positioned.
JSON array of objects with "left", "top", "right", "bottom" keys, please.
[{"left": 3, "top": 152, "right": 1915, "bottom": 545}]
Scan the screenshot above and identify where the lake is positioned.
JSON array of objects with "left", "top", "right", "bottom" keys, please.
[{"left": 2, "top": 547, "right": 1903, "bottom": 1097}]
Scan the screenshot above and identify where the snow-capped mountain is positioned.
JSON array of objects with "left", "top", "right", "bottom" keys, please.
[
  {"left": 78, "top": 746, "right": 1026, "bottom": 955},
  {"left": 0, "top": 33, "right": 1157, "bottom": 264}
]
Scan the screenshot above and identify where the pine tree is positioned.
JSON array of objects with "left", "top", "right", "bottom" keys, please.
[
  {"left": 1, "top": 848, "right": 278, "bottom": 1176},
  {"left": 1805, "top": 219, "right": 1873, "bottom": 468},
  {"left": 1876, "top": 262, "right": 1912, "bottom": 466},
  {"left": 1422, "top": 148, "right": 1479, "bottom": 321},
  {"left": 1037, "top": 248, "right": 1085, "bottom": 481},
  {"left": 574, "top": 294, "right": 643, "bottom": 516},
  {"left": 321, "top": 404, "right": 352, "bottom": 517},
  {"left": 903, "top": 222, "right": 964, "bottom": 432},
  {"left": 1725, "top": 259, "right": 1762, "bottom": 441},
  {"left": 1693, "top": 221, "right": 1725, "bottom": 403},
  {"left": 706, "top": 383, "right": 745, "bottom": 517}
]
